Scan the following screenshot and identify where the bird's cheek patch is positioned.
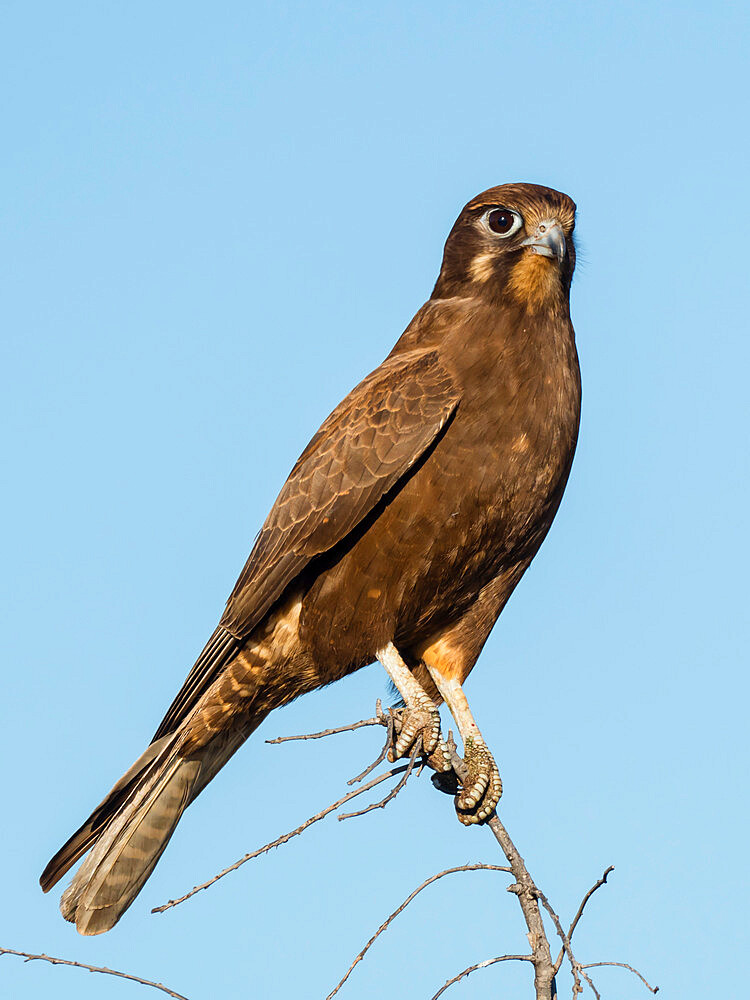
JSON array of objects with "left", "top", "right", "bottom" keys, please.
[{"left": 469, "top": 251, "right": 497, "bottom": 284}]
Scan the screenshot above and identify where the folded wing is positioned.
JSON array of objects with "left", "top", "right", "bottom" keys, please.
[{"left": 152, "top": 348, "right": 460, "bottom": 740}]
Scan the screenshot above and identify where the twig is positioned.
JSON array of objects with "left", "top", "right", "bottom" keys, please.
[
  {"left": 156, "top": 712, "right": 650, "bottom": 1000},
  {"left": 449, "top": 749, "right": 648, "bottom": 1000},
  {"left": 267, "top": 703, "right": 394, "bottom": 786},
  {"left": 338, "top": 737, "right": 421, "bottom": 820},
  {"left": 0, "top": 947, "right": 189, "bottom": 999},
  {"left": 552, "top": 866, "right": 615, "bottom": 973},
  {"left": 152, "top": 762, "right": 410, "bottom": 914},
  {"left": 536, "top": 889, "right": 589, "bottom": 997},
  {"left": 429, "top": 954, "right": 534, "bottom": 999},
  {"left": 443, "top": 736, "right": 557, "bottom": 1000},
  {"left": 326, "top": 863, "right": 513, "bottom": 999},
  {"left": 265, "top": 716, "right": 382, "bottom": 744},
  {"left": 347, "top": 708, "right": 393, "bottom": 785},
  {"left": 582, "top": 962, "right": 658, "bottom": 994}
]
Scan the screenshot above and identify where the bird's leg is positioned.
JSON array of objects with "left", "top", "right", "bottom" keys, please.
[
  {"left": 422, "top": 665, "right": 502, "bottom": 825},
  {"left": 376, "top": 642, "right": 451, "bottom": 771}
]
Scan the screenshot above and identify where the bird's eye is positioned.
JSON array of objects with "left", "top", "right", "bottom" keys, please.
[{"left": 484, "top": 207, "right": 523, "bottom": 238}]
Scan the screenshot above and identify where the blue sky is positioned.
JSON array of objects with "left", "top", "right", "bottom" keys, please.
[{"left": 2, "top": 1, "right": 748, "bottom": 997}]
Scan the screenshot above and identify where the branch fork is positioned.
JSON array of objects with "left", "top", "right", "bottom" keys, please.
[
  {"left": 264, "top": 710, "right": 658, "bottom": 1000},
  {"left": 20, "top": 707, "right": 654, "bottom": 1000},
  {"left": 157, "top": 707, "right": 657, "bottom": 999}
]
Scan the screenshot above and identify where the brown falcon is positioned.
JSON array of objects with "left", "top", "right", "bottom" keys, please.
[{"left": 41, "top": 182, "right": 581, "bottom": 934}]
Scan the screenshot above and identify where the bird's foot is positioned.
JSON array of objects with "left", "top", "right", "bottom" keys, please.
[
  {"left": 453, "top": 737, "right": 502, "bottom": 825},
  {"left": 424, "top": 736, "right": 454, "bottom": 774},
  {"left": 388, "top": 701, "right": 449, "bottom": 769}
]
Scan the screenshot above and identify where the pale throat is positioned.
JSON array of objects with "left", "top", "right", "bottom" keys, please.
[{"left": 507, "top": 253, "right": 565, "bottom": 313}]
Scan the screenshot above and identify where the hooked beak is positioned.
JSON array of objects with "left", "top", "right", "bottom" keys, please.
[{"left": 521, "top": 219, "right": 566, "bottom": 263}]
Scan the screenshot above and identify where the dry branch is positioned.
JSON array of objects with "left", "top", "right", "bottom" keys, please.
[
  {"left": 582, "top": 962, "right": 659, "bottom": 994},
  {"left": 553, "top": 866, "right": 615, "bottom": 973},
  {"left": 265, "top": 716, "right": 382, "bottom": 744},
  {"left": 439, "top": 734, "right": 557, "bottom": 1000},
  {"left": 337, "top": 736, "right": 420, "bottom": 819},
  {"left": 0, "top": 947, "right": 189, "bottom": 999},
  {"left": 430, "top": 954, "right": 534, "bottom": 999},
  {"left": 152, "top": 760, "right": 412, "bottom": 913},
  {"left": 153, "top": 711, "right": 657, "bottom": 1000},
  {"left": 326, "top": 863, "right": 513, "bottom": 999},
  {"left": 153, "top": 713, "right": 418, "bottom": 914},
  {"left": 346, "top": 706, "right": 394, "bottom": 785},
  {"left": 535, "top": 888, "right": 587, "bottom": 996}
]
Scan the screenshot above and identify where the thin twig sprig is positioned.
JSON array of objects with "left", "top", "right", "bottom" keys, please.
[
  {"left": 153, "top": 710, "right": 413, "bottom": 915},
  {"left": 326, "top": 863, "right": 513, "bottom": 999},
  {"left": 152, "top": 761, "right": 412, "bottom": 913},
  {"left": 553, "top": 865, "right": 615, "bottom": 973},
  {"left": 582, "top": 962, "right": 658, "bottom": 994},
  {"left": 430, "top": 954, "right": 534, "bottom": 999},
  {"left": 346, "top": 704, "right": 394, "bottom": 785},
  {"left": 155, "top": 711, "right": 658, "bottom": 1000},
  {"left": 264, "top": 715, "right": 383, "bottom": 744},
  {"left": 325, "top": 724, "right": 657, "bottom": 1000},
  {"left": 536, "top": 887, "right": 591, "bottom": 997},
  {"left": 0, "top": 947, "right": 189, "bottom": 999},
  {"left": 338, "top": 735, "right": 421, "bottom": 820}
]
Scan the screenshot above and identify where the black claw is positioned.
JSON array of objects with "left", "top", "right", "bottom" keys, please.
[{"left": 431, "top": 770, "right": 460, "bottom": 795}]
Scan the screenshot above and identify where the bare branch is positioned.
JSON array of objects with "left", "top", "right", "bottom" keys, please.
[
  {"left": 582, "top": 962, "right": 659, "bottom": 994},
  {"left": 155, "top": 712, "right": 649, "bottom": 1000},
  {"left": 580, "top": 971, "right": 601, "bottom": 1000},
  {"left": 265, "top": 716, "right": 382, "bottom": 744},
  {"left": 429, "top": 954, "right": 534, "bottom": 999},
  {"left": 266, "top": 702, "right": 395, "bottom": 786},
  {"left": 347, "top": 708, "right": 393, "bottom": 785},
  {"left": 152, "top": 761, "right": 411, "bottom": 914},
  {"left": 0, "top": 947, "right": 189, "bottom": 999},
  {"left": 535, "top": 889, "right": 590, "bottom": 997},
  {"left": 553, "top": 866, "right": 615, "bottom": 974},
  {"left": 326, "top": 864, "right": 513, "bottom": 999},
  {"left": 338, "top": 736, "right": 421, "bottom": 820},
  {"left": 443, "top": 736, "right": 556, "bottom": 1000}
]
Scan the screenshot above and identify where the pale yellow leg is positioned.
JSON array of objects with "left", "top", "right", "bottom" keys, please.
[
  {"left": 423, "top": 664, "right": 502, "bottom": 824},
  {"left": 376, "top": 642, "right": 449, "bottom": 768}
]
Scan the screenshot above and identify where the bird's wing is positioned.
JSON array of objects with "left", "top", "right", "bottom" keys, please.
[{"left": 152, "top": 347, "right": 459, "bottom": 740}]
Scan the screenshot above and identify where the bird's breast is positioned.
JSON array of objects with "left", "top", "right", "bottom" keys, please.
[
  {"left": 299, "top": 309, "right": 580, "bottom": 666},
  {"left": 441, "top": 319, "right": 581, "bottom": 534}
]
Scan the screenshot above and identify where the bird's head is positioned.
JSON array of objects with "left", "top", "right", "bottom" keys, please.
[{"left": 432, "top": 183, "right": 577, "bottom": 312}]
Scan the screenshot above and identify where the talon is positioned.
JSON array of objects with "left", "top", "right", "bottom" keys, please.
[
  {"left": 457, "top": 769, "right": 489, "bottom": 810},
  {"left": 394, "top": 723, "right": 418, "bottom": 758},
  {"left": 388, "top": 702, "right": 442, "bottom": 762},
  {"left": 431, "top": 769, "right": 460, "bottom": 795},
  {"left": 454, "top": 740, "right": 502, "bottom": 825},
  {"left": 425, "top": 737, "right": 453, "bottom": 774}
]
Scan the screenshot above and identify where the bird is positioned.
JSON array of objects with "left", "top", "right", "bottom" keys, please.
[{"left": 41, "top": 182, "right": 581, "bottom": 935}]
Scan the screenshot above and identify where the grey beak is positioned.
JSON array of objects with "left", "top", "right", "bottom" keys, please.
[{"left": 521, "top": 219, "right": 566, "bottom": 263}]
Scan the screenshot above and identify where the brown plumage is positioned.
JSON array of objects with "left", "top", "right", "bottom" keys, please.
[{"left": 41, "top": 182, "right": 581, "bottom": 934}]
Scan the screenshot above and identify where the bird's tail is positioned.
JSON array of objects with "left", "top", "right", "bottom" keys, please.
[{"left": 40, "top": 720, "right": 262, "bottom": 935}]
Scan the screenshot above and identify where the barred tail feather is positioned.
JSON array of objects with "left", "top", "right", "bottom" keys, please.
[
  {"left": 40, "top": 736, "right": 174, "bottom": 895},
  {"left": 44, "top": 712, "right": 266, "bottom": 936},
  {"left": 60, "top": 752, "right": 199, "bottom": 935}
]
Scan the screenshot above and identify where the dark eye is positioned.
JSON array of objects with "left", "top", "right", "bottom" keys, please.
[{"left": 484, "top": 207, "right": 523, "bottom": 238}]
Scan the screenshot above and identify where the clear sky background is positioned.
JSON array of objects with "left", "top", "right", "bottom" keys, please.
[{"left": 2, "top": 2, "right": 748, "bottom": 998}]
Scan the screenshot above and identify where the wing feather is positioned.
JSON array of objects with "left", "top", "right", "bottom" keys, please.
[{"left": 152, "top": 348, "right": 459, "bottom": 739}]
